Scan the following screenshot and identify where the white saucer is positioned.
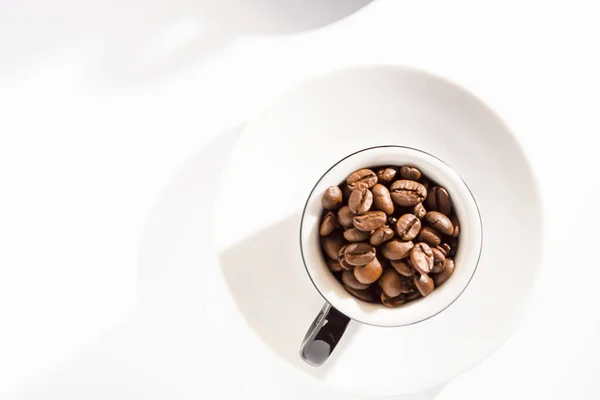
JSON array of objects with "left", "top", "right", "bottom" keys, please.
[{"left": 214, "top": 66, "right": 543, "bottom": 395}]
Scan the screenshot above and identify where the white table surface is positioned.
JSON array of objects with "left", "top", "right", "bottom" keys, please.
[{"left": 1, "top": 0, "right": 599, "bottom": 399}]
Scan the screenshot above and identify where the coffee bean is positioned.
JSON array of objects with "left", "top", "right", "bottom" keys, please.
[
  {"left": 348, "top": 188, "right": 373, "bottom": 214},
  {"left": 319, "top": 211, "right": 338, "bottom": 236},
  {"left": 406, "top": 291, "right": 422, "bottom": 301},
  {"left": 450, "top": 215, "right": 460, "bottom": 237},
  {"left": 424, "top": 211, "right": 454, "bottom": 236},
  {"left": 354, "top": 257, "right": 383, "bottom": 284},
  {"left": 430, "top": 247, "right": 446, "bottom": 273},
  {"left": 347, "top": 169, "right": 378, "bottom": 191},
  {"left": 342, "top": 269, "right": 370, "bottom": 290},
  {"left": 337, "top": 206, "right": 355, "bottom": 229},
  {"left": 390, "top": 180, "right": 427, "bottom": 207},
  {"left": 327, "top": 259, "right": 344, "bottom": 272},
  {"left": 343, "top": 228, "right": 371, "bottom": 242},
  {"left": 410, "top": 242, "right": 434, "bottom": 274},
  {"left": 338, "top": 250, "right": 354, "bottom": 270},
  {"left": 437, "top": 243, "right": 451, "bottom": 256},
  {"left": 390, "top": 259, "right": 414, "bottom": 277},
  {"left": 433, "top": 258, "right": 455, "bottom": 286},
  {"left": 381, "top": 240, "right": 414, "bottom": 260},
  {"left": 353, "top": 211, "right": 387, "bottom": 231},
  {"left": 344, "top": 243, "right": 376, "bottom": 266},
  {"left": 370, "top": 226, "right": 395, "bottom": 246},
  {"left": 418, "top": 226, "right": 443, "bottom": 247},
  {"left": 381, "top": 292, "right": 406, "bottom": 308},
  {"left": 412, "top": 203, "right": 427, "bottom": 219},
  {"left": 376, "top": 167, "right": 398, "bottom": 185},
  {"left": 413, "top": 273, "right": 435, "bottom": 297},
  {"left": 322, "top": 186, "right": 343, "bottom": 210},
  {"left": 344, "top": 285, "right": 374, "bottom": 302},
  {"left": 400, "top": 166, "right": 422, "bottom": 180},
  {"left": 401, "top": 275, "right": 416, "bottom": 294},
  {"left": 395, "top": 213, "right": 422, "bottom": 241},
  {"left": 321, "top": 164, "right": 460, "bottom": 307},
  {"left": 321, "top": 231, "right": 346, "bottom": 260},
  {"left": 372, "top": 184, "right": 394, "bottom": 215},
  {"left": 425, "top": 187, "right": 452, "bottom": 215},
  {"left": 378, "top": 268, "right": 403, "bottom": 297}
]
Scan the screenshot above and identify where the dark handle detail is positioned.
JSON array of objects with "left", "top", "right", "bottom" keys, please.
[{"left": 300, "top": 303, "right": 350, "bottom": 366}]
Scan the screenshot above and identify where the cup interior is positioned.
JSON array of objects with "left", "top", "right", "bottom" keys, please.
[{"left": 300, "top": 145, "right": 482, "bottom": 327}]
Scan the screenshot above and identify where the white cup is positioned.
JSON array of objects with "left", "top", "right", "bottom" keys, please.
[{"left": 299, "top": 146, "right": 483, "bottom": 366}]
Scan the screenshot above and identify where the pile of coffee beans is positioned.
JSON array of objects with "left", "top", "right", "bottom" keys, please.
[{"left": 319, "top": 166, "right": 459, "bottom": 307}]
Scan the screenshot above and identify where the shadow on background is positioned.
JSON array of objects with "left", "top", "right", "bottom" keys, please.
[
  {"left": 0, "top": 0, "right": 373, "bottom": 81},
  {"left": 11, "top": 124, "right": 443, "bottom": 400}
]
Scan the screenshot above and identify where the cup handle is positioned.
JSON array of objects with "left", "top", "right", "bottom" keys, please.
[{"left": 300, "top": 303, "right": 350, "bottom": 366}]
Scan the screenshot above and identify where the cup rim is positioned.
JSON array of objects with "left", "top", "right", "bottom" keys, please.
[{"left": 299, "top": 145, "right": 483, "bottom": 327}]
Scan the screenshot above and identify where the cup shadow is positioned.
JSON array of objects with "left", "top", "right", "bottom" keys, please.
[
  {"left": 7, "top": 120, "right": 445, "bottom": 400},
  {"left": 219, "top": 213, "right": 340, "bottom": 378}
]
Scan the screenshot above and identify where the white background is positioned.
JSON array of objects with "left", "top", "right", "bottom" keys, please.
[{"left": 1, "top": 0, "right": 600, "bottom": 399}]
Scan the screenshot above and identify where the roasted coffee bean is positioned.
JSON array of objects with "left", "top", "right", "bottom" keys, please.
[
  {"left": 413, "top": 273, "right": 435, "bottom": 297},
  {"left": 348, "top": 188, "right": 373, "bottom": 214},
  {"left": 381, "top": 240, "right": 414, "bottom": 260},
  {"left": 319, "top": 211, "right": 338, "bottom": 236},
  {"left": 400, "top": 275, "right": 415, "bottom": 294},
  {"left": 353, "top": 211, "right": 387, "bottom": 231},
  {"left": 437, "top": 243, "right": 451, "bottom": 256},
  {"left": 381, "top": 292, "right": 406, "bottom": 308},
  {"left": 370, "top": 226, "right": 395, "bottom": 246},
  {"left": 322, "top": 186, "right": 343, "bottom": 210},
  {"left": 343, "top": 228, "right": 371, "bottom": 242},
  {"left": 418, "top": 226, "right": 443, "bottom": 247},
  {"left": 321, "top": 164, "right": 459, "bottom": 307},
  {"left": 354, "top": 257, "right": 383, "bottom": 284},
  {"left": 431, "top": 247, "right": 446, "bottom": 273},
  {"left": 412, "top": 203, "right": 427, "bottom": 219},
  {"left": 395, "top": 214, "right": 422, "bottom": 241},
  {"left": 344, "top": 243, "right": 376, "bottom": 266},
  {"left": 424, "top": 211, "right": 454, "bottom": 236},
  {"left": 400, "top": 166, "right": 422, "bottom": 180},
  {"left": 321, "top": 231, "right": 346, "bottom": 260},
  {"left": 410, "top": 242, "right": 434, "bottom": 274},
  {"left": 450, "top": 215, "right": 460, "bottom": 237},
  {"left": 378, "top": 268, "right": 403, "bottom": 297},
  {"left": 376, "top": 167, "right": 398, "bottom": 185},
  {"left": 327, "top": 259, "right": 344, "bottom": 272},
  {"left": 337, "top": 206, "right": 355, "bottom": 229},
  {"left": 390, "top": 260, "right": 414, "bottom": 277},
  {"left": 425, "top": 187, "right": 452, "bottom": 215},
  {"left": 406, "top": 291, "right": 422, "bottom": 301},
  {"left": 338, "top": 250, "right": 354, "bottom": 270},
  {"left": 372, "top": 184, "right": 394, "bottom": 215},
  {"left": 344, "top": 285, "right": 374, "bottom": 302},
  {"left": 347, "top": 169, "right": 378, "bottom": 191},
  {"left": 433, "top": 258, "right": 455, "bottom": 286},
  {"left": 342, "top": 269, "right": 370, "bottom": 290},
  {"left": 390, "top": 180, "right": 427, "bottom": 207}
]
